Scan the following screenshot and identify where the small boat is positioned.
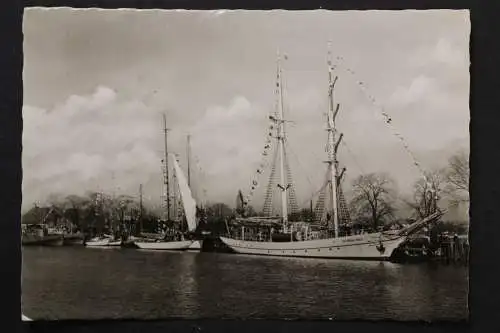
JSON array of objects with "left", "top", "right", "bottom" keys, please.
[
  {"left": 135, "top": 239, "right": 194, "bottom": 250},
  {"left": 85, "top": 234, "right": 121, "bottom": 247}
]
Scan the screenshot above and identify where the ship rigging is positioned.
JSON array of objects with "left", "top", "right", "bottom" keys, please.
[{"left": 220, "top": 45, "right": 443, "bottom": 261}]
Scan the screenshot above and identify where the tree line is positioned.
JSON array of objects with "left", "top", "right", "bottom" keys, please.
[
  {"left": 23, "top": 150, "right": 469, "bottom": 234},
  {"left": 348, "top": 149, "right": 469, "bottom": 230}
]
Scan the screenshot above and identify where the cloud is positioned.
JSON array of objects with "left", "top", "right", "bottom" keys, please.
[
  {"left": 188, "top": 96, "right": 268, "bottom": 204},
  {"left": 389, "top": 75, "right": 437, "bottom": 107},
  {"left": 433, "top": 38, "right": 469, "bottom": 68},
  {"left": 21, "top": 10, "right": 470, "bottom": 218},
  {"left": 22, "top": 86, "right": 167, "bottom": 210},
  {"left": 410, "top": 37, "right": 469, "bottom": 70}
]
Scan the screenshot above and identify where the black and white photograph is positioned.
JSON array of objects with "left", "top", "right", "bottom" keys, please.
[{"left": 21, "top": 8, "right": 470, "bottom": 321}]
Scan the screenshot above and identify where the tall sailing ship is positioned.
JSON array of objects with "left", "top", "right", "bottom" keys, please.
[
  {"left": 134, "top": 115, "right": 202, "bottom": 251},
  {"left": 219, "top": 49, "right": 443, "bottom": 261}
]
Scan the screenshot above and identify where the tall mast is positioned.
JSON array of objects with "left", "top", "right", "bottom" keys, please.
[
  {"left": 276, "top": 49, "right": 289, "bottom": 231},
  {"left": 162, "top": 113, "right": 171, "bottom": 222},
  {"left": 327, "top": 43, "right": 340, "bottom": 238}
]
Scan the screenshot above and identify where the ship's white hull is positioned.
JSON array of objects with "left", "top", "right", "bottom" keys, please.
[
  {"left": 135, "top": 240, "right": 194, "bottom": 250},
  {"left": 220, "top": 233, "right": 406, "bottom": 261}
]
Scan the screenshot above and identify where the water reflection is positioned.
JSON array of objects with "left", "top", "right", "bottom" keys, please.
[{"left": 22, "top": 248, "right": 468, "bottom": 320}]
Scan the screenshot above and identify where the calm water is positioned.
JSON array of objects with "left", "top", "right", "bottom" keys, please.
[{"left": 22, "top": 246, "right": 468, "bottom": 321}]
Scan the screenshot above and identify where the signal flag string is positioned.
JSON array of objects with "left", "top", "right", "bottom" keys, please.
[{"left": 332, "top": 55, "right": 431, "bottom": 187}]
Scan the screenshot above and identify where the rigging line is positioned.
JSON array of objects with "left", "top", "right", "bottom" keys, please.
[
  {"left": 340, "top": 139, "right": 366, "bottom": 176},
  {"left": 299, "top": 179, "right": 329, "bottom": 208},
  {"left": 284, "top": 140, "right": 316, "bottom": 198},
  {"left": 332, "top": 56, "right": 428, "bottom": 181}
]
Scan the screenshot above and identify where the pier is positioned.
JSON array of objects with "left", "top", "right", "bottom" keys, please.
[{"left": 392, "top": 233, "right": 469, "bottom": 265}]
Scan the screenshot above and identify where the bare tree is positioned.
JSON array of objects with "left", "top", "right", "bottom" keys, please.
[
  {"left": 350, "top": 173, "right": 396, "bottom": 230},
  {"left": 443, "top": 150, "right": 469, "bottom": 205},
  {"left": 63, "top": 195, "right": 89, "bottom": 228},
  {"left": 405, "top": 170, "right": 443, "bottom": 219}
]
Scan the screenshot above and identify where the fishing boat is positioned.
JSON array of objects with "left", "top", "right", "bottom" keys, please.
[
  {"left": 219, "top": 49, "right": 443, "bottom": 261},
  {"left": 22, "top": 224, "right": 64, "bottom": 246},
  {"left": 22, "top": 206, "right": 65, "bottom": 246},
  {"left": 62, "top": 232, "right": 84, "bottom": 246},
  {"left": 46, "top": 224, "right": 84, "bottom": 246},
  {"left": 57, "top": 222, "right": 85, "bottom": 246}
]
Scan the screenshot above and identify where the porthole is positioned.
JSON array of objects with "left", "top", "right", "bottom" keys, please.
[
  {"left": 305, "top": 249, "right": 308, "bottom": 253},
  {"left": 329, "top": 247, "right": 332, "bottom": 251}
]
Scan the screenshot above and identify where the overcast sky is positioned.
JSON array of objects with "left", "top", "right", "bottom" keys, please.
[{"left": 22, "top": 9, "right": 470, "bottom": 214}]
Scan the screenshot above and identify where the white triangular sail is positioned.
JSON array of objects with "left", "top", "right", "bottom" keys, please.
[{"left": 170, "top": 153, "right": 198, "bottom": 232}]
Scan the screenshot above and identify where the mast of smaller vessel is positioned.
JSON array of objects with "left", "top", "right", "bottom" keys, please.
[
  {"left": 111, "top": 172, "right": 117, "bottom": 237},
  {"left": 162, "top": 113, "right": 171, "bottom": 222},
  {"left": 139, "top": 184, "right": 143, "bottom": 233},
  {"left": 187, "top": 134, "right": 191, "bottom": 188},
  {"left": 276, "top": 49, "right": 289, "bottom": 232},
  {"left": 327, "top": 43, "right": 340, "bottom": 238},
  {"left": 172, "top": 155, "right": 179, "bottom": 221}
]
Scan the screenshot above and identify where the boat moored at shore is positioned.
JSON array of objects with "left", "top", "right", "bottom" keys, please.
[
  {"left": 22, "top": 224, "right": 64, "bottom": 247},
  {"left": 134, "top": 151, "right": 202, "bottom": 251},
  {"left": 85, "top": 234, "right": 122, "bottom": 247},
  {"left": 219, "top": 48, "right": 445, "bottom": 261},
  {"left": 221, "top": 212, "right": 443, "bottom": 260}
]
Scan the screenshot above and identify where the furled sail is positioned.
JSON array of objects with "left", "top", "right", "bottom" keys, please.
[{"left": 170, "top": 153, "right": 198, "bottom": 232}]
